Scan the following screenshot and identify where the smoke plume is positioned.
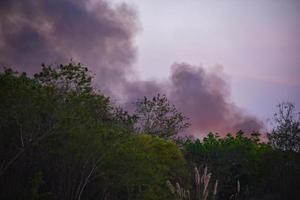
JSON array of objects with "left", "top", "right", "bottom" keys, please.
[
  {"left": 118, "top": 63, "right": 263, "bottom": 135},
  {"left": 168, "top": 63, "right": 263, "bottom": 135},
  {"left": 0, "top": 0, "right": 263, "bottom": 136},
  {"left": 0, "top": 0, "right": 138, "bottom": 94}
]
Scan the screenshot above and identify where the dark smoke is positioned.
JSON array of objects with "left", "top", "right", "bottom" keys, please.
[
  {"left": 118, "top": 80, "right": 164, "bottom": 111},
  {"left": 0, "top": 0, "right": 263, "bottom": 136},
  {"left": 119, "top": 63, "right": 263, "bottom": 136},
  {"left": 168, "top": 63, "right": 263, "bottom": 135},
  {"left": 0, "top": 0, "right": 138, "bottom": 94}
]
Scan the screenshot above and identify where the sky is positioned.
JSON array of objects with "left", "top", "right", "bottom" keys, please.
[
  {"left": 1, "top": 0, "right": 299, "bottom": 136},
  {"left": 118, "top": 0, "right": 300, "bottom": 124}
]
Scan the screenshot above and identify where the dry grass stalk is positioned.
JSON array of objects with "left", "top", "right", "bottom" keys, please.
[
  {"left": 213, "top": 180, "right": 218, "bottom": 196},
  {"left": 195, "top": 167, "right": 211, "bottom": 200},
  {"left": 166, "top": 180, "right": 175, "bottom": 194},
  {"left": 195, "top": 166, "right": 216, "bottom": 200},
  {"left": 229, "top": 180, "right": 241, "bottom": 200},
  {"left": 167, "top": 166, "right": 218, "bottom": 200},
  {"left": 166, "top": 180, "right": 191, "bottom": 200}
]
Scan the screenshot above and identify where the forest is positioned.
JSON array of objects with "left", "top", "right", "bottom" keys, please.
[{"left": 0, "top": 63, "right": 299, "bottom": 200}]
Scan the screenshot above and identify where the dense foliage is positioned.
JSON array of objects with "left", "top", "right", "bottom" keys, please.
[
  {"left": 0, "top": 63, "right": 299, "bottom": 200},
  {"left": 184, "top": 132, "right": 300, "bottom": 199},
  {"left": 0, "top": 65, "right": 186, "bottom": 200}
]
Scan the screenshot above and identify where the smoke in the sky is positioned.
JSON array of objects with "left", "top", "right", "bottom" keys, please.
[
  {"left": 119, "top": 63, "right": 263, "bottom": 135},
  {"left": 0, "top": 0, "right": 138, "bottom": 94},
  {"left": 168, "top": 63, "right": 263, "bottom": 134},
  {"left": 0, "top": 0, "right": 263, "bottom": 136}
]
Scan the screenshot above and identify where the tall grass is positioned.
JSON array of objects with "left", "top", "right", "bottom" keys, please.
[{"left": 167, "top": 166, "right": 218, "bottom": 200}]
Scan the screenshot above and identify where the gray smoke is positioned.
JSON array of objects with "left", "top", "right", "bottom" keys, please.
[
  {"left": 0, "top": 0, "right": 263, "bottom": 136},
  {"left": 168, "top": 63, "right": 263, "bottom": 135},
  {"left": 119, "top": 63, "right": 263, "bottom": 135},
  {"left": 0, "top": 0, "right": 138, "bottom": 94}
]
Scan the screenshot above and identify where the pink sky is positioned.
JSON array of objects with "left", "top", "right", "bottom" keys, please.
[{"left": 118, "top": 0, "right": 300, "bottom": 125}]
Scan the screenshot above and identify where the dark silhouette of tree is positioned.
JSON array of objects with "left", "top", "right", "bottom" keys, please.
[
  {"left": 134, "top": 94, "right": 190, "bottom": 139},
  {"left": 34, "top": 63, "right": 94, "bottom": 95},
  {"left": 0, "top": 65, "right": 187, "bottom": 200},
  {"left": 2, "top": 63, "right": 300, "bottom": 200},
  {"left": 268, "top": 102, "right": 300, "bottom": 152}
]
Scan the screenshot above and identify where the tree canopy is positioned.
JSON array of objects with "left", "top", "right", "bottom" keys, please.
[
  {"left": 0, "top": 64, "right": 187, "bottom": 200},
  {"left": 1, "top": 63, "right": 300, "bottom": 200},
  {"left": 134, "top": 94, "right": 190, "bottom": 139}
]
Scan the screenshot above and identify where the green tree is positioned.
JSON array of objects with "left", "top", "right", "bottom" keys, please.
[
  {"left": 134, "top": 94, "right": 190, "bottom": 139},
  {"left": 0, "top": 64, "right": 121, "bottom": 199},
  {"left": 184, "top": 132, "right": 272, "bottom": 199},
  {"left": 97, "top": 134, "right": 187, "bottom": 200},
  {"left": 0, "top": 64, "right": 188, "bottom": 200},
  {"left": 0, "top": 69, "right": 60, "bottom": 178}
]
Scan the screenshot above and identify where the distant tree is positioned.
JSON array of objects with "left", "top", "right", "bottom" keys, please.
[
  {"left": 34, "top": 62, "right": 94, "bottom": 95},
  {"left": 268, "top": 102, "right": 300, "bottom": 152},
  {"left": 184, "top": 132, "right": 272, "bottom": 199},
  {"left": 134, "top": 94, "right": 190, "bottom": 139}
]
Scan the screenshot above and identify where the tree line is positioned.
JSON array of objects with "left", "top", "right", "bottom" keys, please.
[{"left": 0, "top": 63, "right": 299, "bottom": 200}]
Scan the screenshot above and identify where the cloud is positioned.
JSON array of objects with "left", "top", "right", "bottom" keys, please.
[{"left": 0, "top": 0, "right": 263, "bottom": 136}]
